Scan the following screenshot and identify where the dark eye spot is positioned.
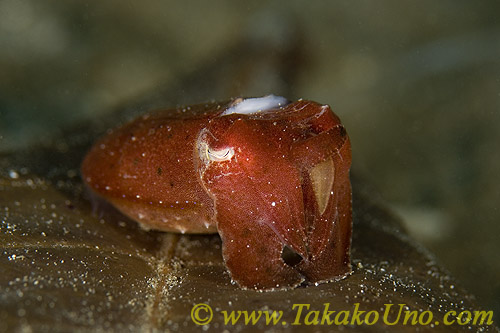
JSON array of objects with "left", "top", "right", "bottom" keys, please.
[
  {"left": 281, "top": 246, "right": 303, "bottom": 267},
  {"left": 157, "top": 167, "right": 163, "bottom": 175}
]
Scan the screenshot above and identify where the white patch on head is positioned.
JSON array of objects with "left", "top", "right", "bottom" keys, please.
[{"left": 221, "top": 95, "right": 289, "bottom": 116}]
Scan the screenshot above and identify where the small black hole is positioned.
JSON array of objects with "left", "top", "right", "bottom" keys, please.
[{"left": 281, "top": 246, "right": 303, "bottom": 267}]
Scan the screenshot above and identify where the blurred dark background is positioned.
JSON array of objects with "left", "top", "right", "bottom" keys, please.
[{"left": 1, "top": 0, "right": 499, "bottom": 316}]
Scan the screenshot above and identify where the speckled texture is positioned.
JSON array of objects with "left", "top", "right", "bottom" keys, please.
[{"left": 0, "top": 1, "right": 499, "bottom": 329}]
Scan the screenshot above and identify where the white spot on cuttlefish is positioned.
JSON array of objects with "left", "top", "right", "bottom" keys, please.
[{"left": 221, "top": 95, "right": 289, "bottom": 116}]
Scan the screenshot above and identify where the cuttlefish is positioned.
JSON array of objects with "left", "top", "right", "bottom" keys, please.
[{"left": 81, "top": 95, "right": 352, "bottom": 290}]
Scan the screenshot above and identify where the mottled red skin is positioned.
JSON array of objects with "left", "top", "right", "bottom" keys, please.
[{"left": 81, "top": 98, "right": 352, "bottom": 290}]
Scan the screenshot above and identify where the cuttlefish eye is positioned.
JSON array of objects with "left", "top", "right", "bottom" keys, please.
[
  {"left": 206, "top": 146, "right": 234, "bottom": 162},
  {"left": 196, "top": 128, "right": 235, "bottom": 164}
]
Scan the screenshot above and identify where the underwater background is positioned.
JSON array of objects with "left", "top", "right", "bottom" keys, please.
[{"left": 1, "top": 0, "right": 499, "bottom": 320}]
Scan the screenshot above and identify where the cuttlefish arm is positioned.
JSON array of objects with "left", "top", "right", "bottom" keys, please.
[{"left": 196, "top": 98, "right": 352, "bottom": 289}]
